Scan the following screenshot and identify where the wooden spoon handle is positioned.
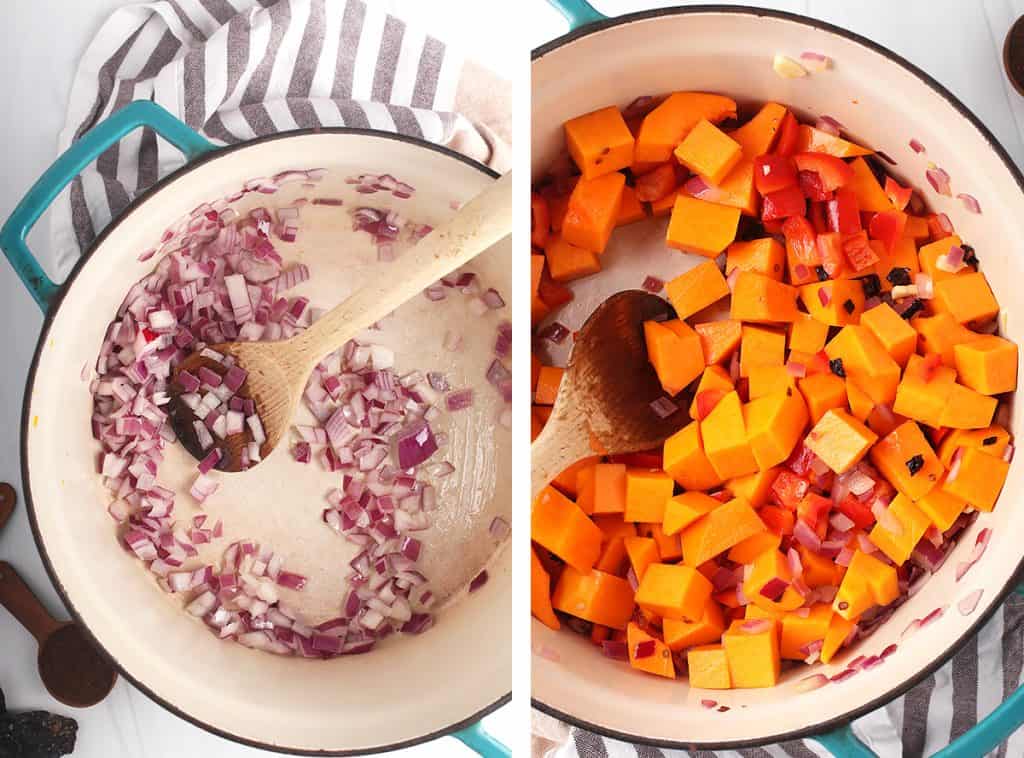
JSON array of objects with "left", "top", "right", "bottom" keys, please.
[
  {"left": 287, "top": 171, "right": 513, "bottom": 377},
  {"left": 0, "top": 483, "right": 15, "bottom": 532},
  {"left": 531, "top": 411, "right": 594, "bottom": 500},
  {"left": 0, "top": 561, "right": 61, "bottom": 644}
]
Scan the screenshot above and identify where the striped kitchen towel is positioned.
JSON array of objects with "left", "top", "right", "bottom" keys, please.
[
  {"left": 539, "top": 591, "right": 1024, "bottom": 757},
  {"left": 49, "top": 0, "right": 510, "bottom": 279}
]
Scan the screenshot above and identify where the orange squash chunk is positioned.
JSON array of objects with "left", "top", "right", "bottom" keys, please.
[
  {"left": 662, "top": 420, "right": 723, "bottom": 491},
  {"left": 594, "top": 535, "right": 629, "bottom": 575},
  {"left": 664, "top": 260, "right": 731, "bottom": 320},
  {"left": 795, "top": 125, "right": 872, "bottom": 158},
  {"left": 663, "top": 491, "right": 720, "bottom": 536},
  {"left": 788, "top": 313, "right": 829, "bottom": 354},
  {"left": 666, "top": 196, "right": 741, "bottom": 258},
  {"left": 674, "top": 118, "right": 743, "bottom": 185},
  {"left": 917, "top": 483, "right": 968, "bottom": 532},
  {"left": 532, "top": 486, "right": 603, "bottom": 572},
  {"left": 553, "top": 567, "right": 635, "bottom": 630},
  {"left": 713, "top": 158, "right": 759, "bottom": 216},
  {"left": 874, "top": 236, "right": 920, "bottom": 292},
  {"left": 804, "top": 408, "right": 878, "bottom": 474},
  {"left": 722, "top": 618, "right": 781, "bottom": 688},
  {"left": 918, "top": 235, "right": 968, "bottom": 283},
  {"left": 833, "top": 549, "right": 899, "bottom": 620},
  {"left": 564, "top": 105, "right": 635, "bottom": 179},
  {"left": 747, "top": 366, "right": 796, "bottom": 400},
  {"left": 616, "top": 185, "right": 647, "bottom": 226},
  {"left": 688, "top": 366, "right": 734, "bottom": 417},
  {"left": 576, "top": 465, "right": 597, "bottom": 514},
  {"left": 534, "top": 365, "right": 564, "bottom": 405},
  {"left": 860, "top": 303, "right": 917, "bottom": 367},
  {"left": 868, "top": 494, "right": 931, "bottom": 565},
  {"left": 687, "top": 644, "right": 732, "bottom": 689},
  {"left": 942, "top": 447, "right": 1009, "bottom": 512},
  {"left": 797, "top": 373, "right": 847, "bottom": 425},
  {"left": 727, "top": 530, "right": 782, "bottom": 564},
  {"left": 702, "top": 391, "right": 759, "bottom": 479},
  {"left": 562, "top": 172, "right": 626, "bottom": 253},
  {"left": 869, "top": 420, "right": 943, "bottom": 501},
  {"left": 825, "top": 325, "right": 900, "bottom": 408},
  {"left": 623, "top": 536, "right": 660, "bottom": 582},
  {"left": 820, "top": 612, "right": 857, "bottom": 664},
  {"left": 799, "top": 280, "right": 865, "bottom": 326},
  {"left": 639, "top": 522, "right": 683, "bottom": 562},
  {"left": 624, "top": 469, "right": 674, "bottom": 523},
  {"left": 744, "top": 389, "right": 809, "bottom": 470},
  {"left": 552, "top": 456, "right": 600, "bottom": 499},
  {"left": 681, "top": 496, "right": 765, "bottom": 567},
  {"left": 627, "top": 622, "right": 676, "bottom": 678},
  {"left": 726, "top": 467, "right": 780, "bottom": 508},
  {"left": 694, "top": 320, "right": 742, "bottom": 365},
  {"left": 739, "top": 325, "right": 785, "bottom": 378},
  {"left": 635, "top": 92, "right": 737, "bottom": 163},
  {"left": 730, "top": 271, "right": 800, "bottom": 323},
  {"left": 797, "top": 544, "right": 844, "bottom": 588},
  {"left": 954, "top": 335, "right": 1018, "bottom": 395},
  {"left": 847, "top": 157, "right": 890, "bottom": 212},
  {"left": 729, "top": 102, "right": 787, "bottom": 155},
  {"left": 727, "top": 238, "right": 786, "bottom": 281},
  {"left": 893, "top": 353, "right": 957, "bottom": 428},
  {"left": 932, "top": 272, "right": 999, "bottom": 325},
  {"left": 780, "top": 604, "right": 832, "bottom": 660},
  {"left": 531, "top": 546, "right": 560, "bottom": 629},
  {"left": 636, "top": 562, "right": 713, "bottom": 621},
  {"left": 937, "top": 426, "right": 1011, "bottom": 467},
  {"left": 644, "top": 319, "right": 704, "bottom": 395},
  {"left": 592, "top": 462, "right": 627, "bottom": 514},
  {"left": 545, "top": 235, "right": 601, "bottom": 282},
  {"left": 743, "top": 549, "right": 804, "bottom": 614}
]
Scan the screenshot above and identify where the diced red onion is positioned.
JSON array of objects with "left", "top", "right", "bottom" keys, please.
[{"left": 926, "top": 167, "right": 952, "bottom": 196}]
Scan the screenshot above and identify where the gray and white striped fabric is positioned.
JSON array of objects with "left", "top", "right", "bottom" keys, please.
[
  {"left": 50, "top": 0, "right": 506, "bottom": 279},
  {"left": 549, "top": 592, "right": 1024, "bottom": 757}
]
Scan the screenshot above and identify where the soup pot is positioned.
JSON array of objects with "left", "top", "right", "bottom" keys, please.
[
  {"left": 531, "top": 3, "right": 1024, "bottom": 755},
  {"left": 2, "top": 101, "right": 510, "bottom": 756}
]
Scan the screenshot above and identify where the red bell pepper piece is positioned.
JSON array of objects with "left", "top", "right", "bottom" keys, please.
[
  {"left": 868, "top": 210, "right": 908, "bottom": 253},
  {"left": 926, "top": 213, "right": 954, "bottom": 240},
  {"left": 838, "top": 496, "right": 876, "bottom": 530},
  {"left": 773, "top": 111, "right": 800, "bottom": 157},
  {"left": 842, "top": 230, "right": 878, "bottom": 272},
  {"left": 797, "top": 170, "right": 831, "bottom": 202},
  {"left": 762, "top": 218, "right": 785, "bottom": 235},
  {"left": 634, "top": 163, "right": 678, "bottom": 202},
  {"left": 759, "top": 505, "right": 795, "bottom": 536},
  {"left": 782, "top": 215, "right": 819, "bottom": 270},
  {"left": 798, "top": 492, "right": 832, "bottom": 529},
  {"left": 793, "top": 152, "right": 855, "bottom": 191},
  {"left": 762, "top": 185, "right": 806, "bottom": 221},
  {"left": 884, "top": 177, "right": 912, "bottom": 211},
  {"left": 771, "top": 470, "right": 811, "bottom": 510},
  {"left": 826, "top": 187, "right": 862, "bottom": 234},
  {"left": 753, "top": 154, "right": 798, "bottom": 195},
  {"left": 608, "top": 450, "right": 663, "bottom": 468},
  {"left": 786, "top": 443, "right": 818, "bottom": 476},
  {"left": 808, "top": 201, "right": 829, "bottom": 234},
  {"left": 815, "top": 232, "right": 846, "bottom": 278}
]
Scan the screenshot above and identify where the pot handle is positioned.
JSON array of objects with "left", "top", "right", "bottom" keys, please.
[
  {"left": 0, "top": 101, "right": 216, "bottom": 312},
  {"left": 453, "top": 720, "right": 511, "bottom": 757},
  {"left": 546, "top": 0, "right": 607, "bottom": 31}
]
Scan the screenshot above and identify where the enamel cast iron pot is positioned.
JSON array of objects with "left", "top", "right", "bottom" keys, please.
[
  {"left": 1, "top": 101, "right": 510, "bottom": 756},
  {"left": 532, "top": 3, "right": 1024, "bottom": 755}
]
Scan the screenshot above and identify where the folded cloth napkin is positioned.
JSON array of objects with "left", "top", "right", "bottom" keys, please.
[
  {"left": 50, "top": 0, "right": 511, "bottom": 279},
  {"left": 540, "top": 592, "right": 1024, "bottom": 757}
]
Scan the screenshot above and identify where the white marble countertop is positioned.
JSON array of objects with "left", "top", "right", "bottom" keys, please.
[{"left": 0, "top": 1, "right": 513, "bottom": 756}]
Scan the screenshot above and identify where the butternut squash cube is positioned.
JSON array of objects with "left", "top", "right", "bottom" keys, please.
[
  {"left": 804, "top": 408, "right": 878, "bottom": 474},
  {"left": 748, "top": 365, "right": 796, "bottom": 400},
  {"left": 833, "top": 549, "right": 898, "bottom": 619},
  {"left": 789, "top": 313, "right": 829, "bottom": 354},
  {"left": 912, "top": 312, "right": 980, "bottom": 367},
  {"left": 666, "top": 195, "right": 741, "bottom": 258},
  {"left": 644, "top": 319, "right": 704, "bottom": 395},
  {"left": 727, "top": 237, "right": 786, "bottom": 281},
  {"left": 821, "top": 612, "right": 857, "bottom": 664},
  {"left": 780, "top": 604, "right": 833, "bottom": 660},
  {"left": 552, "top": 456, "right": 600, "bottom": 499},
  {"left": 942, "top": 447, "right": 1009, "bottom": 511},
  {"left": 594, "top": 535, "right": 629, "bottom": 575},
  {"left": 592, "top": 463, "right": 627, "bottom": 514},
  {"left": 730, "top": 271, "right": 800, "bottom": 323},
  {"left": 893, "top": 353, "right": 957, "bottom": 428},
  {"left": 616, "top": 185, "right": 647, "bottom": 226},
  {"left": 532, "top": 486, "right": 603, "bottom": 572},
  {"left": 939, "top": 383, "right": 997, "bottom": 430},
  {"left": 727, "top": 530, "right": 781, "bottom": 564},
  {"left": 664, "top": 259, "right": 731, "bottom": 320},
  {"left": 798, "top": 128, "right": 873, "bottom": 158},
  {"left": 729, "top": 102, "right": 788, "bottom": 156},
  {"left": 622, "top": 536, "right": 660, "bottom": 582},
  {"left": 938, "top": 426, "right": 1011, "bottom": 467},
  {"left": 874, "top": 236, "right": 920, "bottom": 292},
  {"left": 545, "top": 235, "right": 601, "bottom": 282},
  {"left": 636, "top": 562, "right": 713, "bottom": 621},
  {"left": 723, "top": 619, "right": 781, "bottom": 688},
  {"left": 624, "top": 469, "right": 675, "bottom": 523},
  {"left": 674, "top": 118, "right": 743, "bottom": 185},
  {"left": 932, "top": 272, "right": 999, "bottom": 325},
  {"left": 847, "top": 157, "right": 891, "bottom": 212},
  {"left": 552, "top": 566, "right": 635, "bottom": 629},
  {"left": 575, "top": 464, "right": 597, "bottom": 514},
  {"left": 954, "top": 335, "right": 1018, "bottom": 395},
  {"left": 627, "top": 622, "right": 676, "bottom": 678},
  {"left": 726, "top": 467, "right": 781, "bottom": 508},
  {"left": 564, "top": 105, "right": 635, "bottom": 179},
  {"left": 694, "top": 320, "right": 743, "bottom": 365},
  {"left": 918, "top": 235, "right": 968, "bottom": 283},
  {"left": 534, "top": 365, "right": 564, "bottom": 405},
  {"left": 739, "top": 325, "right": 785, "bottom": 378},
  {"left": 640, "top": 522, "right": 683, "bottom": 562},
  {"left": 798, "top": 373, "right": 848, "bottom": 425},
  {"left": 681, "top": 496, "right": 765, "bottom": 567},
  {"left": 825, "top": 325, "right": 900, "bottom": 408},
  {"left": 531, "top": 546, "right": 560, "bottom": 629},
  {"left": 868, "top": 493, "right": 932, "bottom": 565},
  {"left": 687, "top": 644, "right": 732, "bottom": 689},
  {"left": 917, "top": 482, "right": 968, "bottom": 532},
  {"left": 798, "top": 544, "right": 844, "bottom": 588},
  {"left": 665, "top": 599, "right": 726, "bottom": 651},
  {"left": 869, "top": 420, "right": 943, "bottom": 501},
  {"left": 861, "top": 303, "right": 917, "bottom": 367},
  {"left": 799, "top": 280, "right": 865, "bottom": 326},
  {"left": 635, "top": 92, "right": 737, "bottom": 164},
  {"left": 702, "top": 391, "right": 759, "bottom": 479},
  {"left": 562, "top": 172, "right": 626, "bottom": 253},
  {"left": 743, "top": 549, "right": 804, "bottom": 614},
  {"left": 689, "top": 365, "right": 734, "bottom": 418},
  {"left": 744, "top": 389, "right": 809, "bottom": 470},
  {"left": 663, "top": 491, "right": 720, "bottom": 536},
  {"left": 846, "top": 378, "right": 875, "bottom": 422},
  {"left": 663, "top": 421, "right": 723, "bottom": 491}
]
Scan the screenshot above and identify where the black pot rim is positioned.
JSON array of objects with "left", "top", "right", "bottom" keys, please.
[
  {"left": 532, "top": 4, "right": 1024, "bottom": 751},
  {"left": 18, "top": 125, "right": 509, "bottom": 756}
]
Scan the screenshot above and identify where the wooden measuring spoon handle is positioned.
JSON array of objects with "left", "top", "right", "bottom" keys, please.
[
  {"left": 286, "top": 171, "right": 513, "bottom": 378},
  {"left": 0, "top": 482, "right": 15, "bottom": 531},
  {"left": 0, "top": 561, "right": 61, "bottom": 644},
  {"left": 530, "top": 409, "right": 594, "bottom": 500}
]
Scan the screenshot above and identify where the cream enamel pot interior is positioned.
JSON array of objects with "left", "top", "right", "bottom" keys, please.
[
  {"left": 1, "top": 102, "right": 510, "bottom": 756},
  {"left": 532, "top": 4, "right": 1024, "bottom": 755}
]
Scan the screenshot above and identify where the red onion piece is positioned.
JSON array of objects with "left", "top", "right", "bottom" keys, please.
[
  {"left": 910, "top": 138, "right": 926, "bottom": 154},
  {"left": 539, "top": 321, "right": 570, "bottom": 344},
  {"left": 641, "top": 275, "right": 664, "bottom": 293},
  {"left": 601, "top": 640, "right": 629, "bottom": 660},
  {"left": 650, "top": 397, "right": 679, "bottom": 419},
  {"left": 958, "top": 588, "right": 983, "bottom": 615},
  {"left": 926, "top": 167, "right": 952, "bottom": 196}
]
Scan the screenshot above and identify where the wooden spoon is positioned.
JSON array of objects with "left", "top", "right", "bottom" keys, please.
[
  {"left": 531, "top": 291, "right": 690, "bottom": 499},
  {"left": 170, "top": 171, "right": 512, "bottom": 472},
  {"left": 0, "top": 489, "right": 117, "bottom": 708}
]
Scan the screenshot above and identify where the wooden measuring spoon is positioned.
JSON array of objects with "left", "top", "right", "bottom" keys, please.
[
  {"left": 170, "top": 171, "right": 513, "bottom": 472},
  {"left": 0, "top": 489, "right": 117, "bottom": 708},
  {"left": 531, "top": 290, "right": 690, "bottom": 498},
  {"left": 1005, "top": 15, "right": 1024, "bottom": 96}
]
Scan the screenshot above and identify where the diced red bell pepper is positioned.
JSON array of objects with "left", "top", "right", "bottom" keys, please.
[
  {"left": 926, "top": 213, "right": 953, "bottom": 240},
  {"left": 753, "top": 154, "right": 798, "bottom": 195},
  {"left": 762, "top": 185, "right": 806, "bottom": 221},
  {"left": 634, "top": 163, "right": 678, "bottom": 203},
  {"left": 838, "top": 496, "right": 876, "bottom": 530},
  {"left": 797, "top": 493, "right": 832, "bottom": 529},
  {"left": 773, "top": 111, "right": 800, "bottom": 157},
  {"left": 815, "top": 232, "right": 846, "bottom": 278},
  {"left": 760, "top": 505, "right": 795, "bottom": 535},
  {"left": 842, "top": 230, "right": 879, "bottom": 272},
  {"left": 786, "top": 443, "right": 818, "bottom": 476},
  {"left": 771, "top": 470, "right": 811, "bottom": 510},
  {"left": 782, "top": 215, "right": 819, "bottom": 268},
  {"left": 797, "top": 170, "right": 831, "bottom": 202},
  {"left": 763, "top": 219, "right": 785, "bottom": 235},
  {"left": 868, "top": 210, "right": 908, "bottom": 253},
  {"left": 793, "top": 152, "right": 855, "bottom": 191},
  {"left": 608, "top": 450, "right": 663, "bottom": 468},
  {"left": 142, "top": 327, "right": 159, "bottom": 342},
  {"left": 884, "top": 177, "right": 912, "bottom": 211},
  {"left": 531, "top": 192, "right": 550, "bottom": 249},
  {"left": 808, "top": 201, "right": 829, "bottom": 234},
  {"left": 826, "top": 188, "right": 861, "bottom": 234}
]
